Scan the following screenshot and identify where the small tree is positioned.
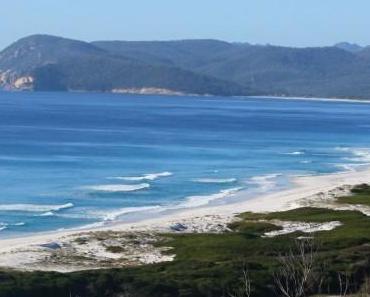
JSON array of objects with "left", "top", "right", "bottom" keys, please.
[
  {"left": 274, "top": 237, "right": 317, "bottom": 297},
  {"left": 337, "top": 272, "right": 349, "bottom": 297},
  {"left": 229, "top": 269, "right": 252, "bottom": 297}
]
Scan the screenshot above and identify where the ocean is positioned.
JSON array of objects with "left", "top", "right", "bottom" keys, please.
[{"left": 0, "top": 91, "right": 370, "bottom": 237}]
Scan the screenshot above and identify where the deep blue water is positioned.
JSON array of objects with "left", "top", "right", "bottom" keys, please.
[{"left": 0, "top": 91, "right": 370, "bottom": 237}]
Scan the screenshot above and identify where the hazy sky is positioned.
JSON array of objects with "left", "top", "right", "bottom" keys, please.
[{"left": 1, "top": 0, "right": 369, "bottom": 50}]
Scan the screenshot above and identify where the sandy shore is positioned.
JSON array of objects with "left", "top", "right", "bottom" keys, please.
[
  {"left": 247, "top": 95, "right": 370, "bottom": 104},
  {"left": 1, "top": 167, "right": 370, "bottom": 272}
]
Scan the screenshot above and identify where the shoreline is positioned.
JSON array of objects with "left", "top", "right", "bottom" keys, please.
[
  {"left": 3, "top": 90, "right": 370, "bottom": 104},
  {"left": 246, "top": 95, "right": 370, "bottom": 104},
  {"left": 1, "top": 166, "right": 370, "bottom": 271}
]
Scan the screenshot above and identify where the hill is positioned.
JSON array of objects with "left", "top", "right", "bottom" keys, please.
[
  {"left": 0, "top": 35, "right": 249, "bottom": 96},
  {"left": 94, "top": 39, "right": 370, "bottom": 98},
  {"left": 3, "top": 35, "right": 370, "bottom": 98}
]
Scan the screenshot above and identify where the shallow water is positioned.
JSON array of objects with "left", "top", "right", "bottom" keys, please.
[{"left": 0, "top": 92, "right": 370, "bottom": 237}]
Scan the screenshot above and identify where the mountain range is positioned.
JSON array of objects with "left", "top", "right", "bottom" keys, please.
[{"left": 1, "top": 34, "right": 370, "bottom": 98}]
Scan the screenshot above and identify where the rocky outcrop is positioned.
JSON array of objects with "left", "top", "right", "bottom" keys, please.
[{"left": 0, "top": 70, "right": 34, "bottom": 91}]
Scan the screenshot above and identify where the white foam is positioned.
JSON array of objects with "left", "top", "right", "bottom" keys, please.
[
  {"left": 248, "top": 173, "right": 281, "bottom": 192},
  {"left": 348, "top": 148, "right": 370, "bottom": 162},
  {"left": 92, "top": 205, "right": 162, "bottom": 221},
  {"left": 74, "top": 221, "right": 107, "bottom": 230},
  {"left": 109, "top": 171, "right": 173, "bottom": 181},
  {"left": 193, "top": 178, "right": 237, "bottom": 184},
  {"left": 85, "top": 183, "right": 150, "bottom": 192},
  {"left": 0, "top": 222, "right": 24, "bottom": 229},
  {"left": 181, "top": 187, "right": 243, "bottom": 208},
  {"left": 0, "top": 203, "right": 74, "bottom": 213},
  {"left": 335, "top": 147, "right": 370, "bottom": 170},
  {"left": 38, "top": 211, "right": 55, "bottom": 217},
  {"left": 284, "top": 151, "right": 305, "bottom": 155}
]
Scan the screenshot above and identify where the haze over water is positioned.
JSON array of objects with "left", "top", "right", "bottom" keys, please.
[{"left": 0, "top": 92, "right": 370, "bottom": 237}]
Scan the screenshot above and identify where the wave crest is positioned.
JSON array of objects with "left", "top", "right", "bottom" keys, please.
[
  {"left": 335, "top": 147, "right": 370, "bottom": 171},
  {"left": 0, "top": 222, "right": 26, "bottom": 231},
  {"left": 0, "top": 203, "right": 74, "bottom": 213},
  {"left": 84, "top": 183, "right": 150, "bottom": 193},
  {"left": 193, "top": 178, "right": 237, "bottom": 184},
  {"left": 109, "top": 172, "right": 173, "bottom": 181},
  {"left": 88, "top": 205, "right": 162, "bottom": 221},
  {"left": 182, "top": 187, "right": 243, "bottom": 208},
  {"left": 38, "top": 211, "right": 55, "bottom": 217},
  {"left": 248, "top": 174, "right": 281, "bottom": 192},
  {"left": 284, "top": 151, "right": 305, "bottom": 155}
]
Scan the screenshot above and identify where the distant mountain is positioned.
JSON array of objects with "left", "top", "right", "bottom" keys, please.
[
  {"left": 334, "top": 42, "right": 363, "bottom": 53},
  {"left": 0, "top": 35, "right": 250, "bottom": 96},
  {"left": 92, "top": 39, "right": 239, "bottom": 69},
  {"left": 93, "top": 39, "right": 370, "bottom": 98},
  {"left": 3, "top": 35, "right": 370, "bottom": 98}
]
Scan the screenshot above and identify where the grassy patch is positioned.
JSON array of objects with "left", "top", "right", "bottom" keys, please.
[
  {"left": 338, "top": 184, "right": 370, "bottom": 206},
  {"left": 105, "top": 245, "right": 125, "bottom": 253},
  {"left": 73, "top": 237, "right": 88, "bottom": 245}
]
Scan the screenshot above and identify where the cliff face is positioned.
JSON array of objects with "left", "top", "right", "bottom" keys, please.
[{"left": 0, "top": 70, "right": 34, "bottom": 90}]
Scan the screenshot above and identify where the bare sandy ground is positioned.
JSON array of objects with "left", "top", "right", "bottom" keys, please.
[{"left": 0, "top": 167, "right": 370, "bottom": 272}]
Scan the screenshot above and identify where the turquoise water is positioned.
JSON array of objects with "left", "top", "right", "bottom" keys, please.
[{"left": 0, "top": 92, "right": 370, "bottom": 237}]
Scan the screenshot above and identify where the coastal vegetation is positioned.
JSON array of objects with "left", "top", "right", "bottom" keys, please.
[
  {"left": 337, "top": 184, "right": 370, "bottom": 206},
  {"left": 1, "top": 185, "right": 370, "bottom": 296}
]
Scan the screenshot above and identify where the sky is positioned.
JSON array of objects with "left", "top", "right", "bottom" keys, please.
[{"left": 1, "top": 0, "right": 370, "bottom": 50}]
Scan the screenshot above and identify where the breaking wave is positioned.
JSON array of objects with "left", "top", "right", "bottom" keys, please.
[
  {"left": 84, "top": 183, "right": 150, "bottom": 193},
  {"left": 284, "top": 151, "right": 305, "bottom": 155},
  {"left": 0, "top": 203, "right": 74, "bottom": 213},
  {"left": 109, "top": 172, "right": 173, "bottom": 181},
  {"left": 248, "top": 173, "right": 282, "bottom": 192},
  {"left": 0, "top": 222, "right": 26, "bottom": 231},
  {"left": 335, "top": 147, "right": 370, "bottom": 171},
  {"left": 193, "top": 178, "right": 237, "bottom": 184},
  {"left": 38, "top": 211, "right": 56, "bottom": 217},
  {"left": 181, "top": 187, "right": 243, "bottom": 208},
  {"left": 343, "top": 148, "right": 370, "bottom": 163},
  {"left": 93, "top": 205, "right": 162, "bottom": 221}
]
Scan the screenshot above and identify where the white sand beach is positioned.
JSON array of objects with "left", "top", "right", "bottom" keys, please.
[
  {"left": 247, "top": 95, "right": 370, "bottom": 104},
  {"left": 0, "top": 167, "right": 370, "bottom": 272}
]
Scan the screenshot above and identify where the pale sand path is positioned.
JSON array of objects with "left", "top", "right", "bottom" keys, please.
[{"left": 0, "top": 167, "right": 370, "bottom": 257}]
